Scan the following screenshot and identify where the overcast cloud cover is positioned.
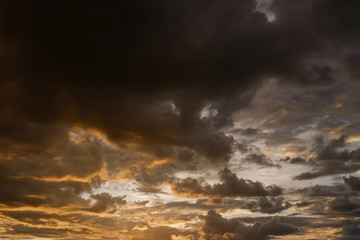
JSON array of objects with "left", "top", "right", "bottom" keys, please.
[{"left": 1, "top": 0, "right": 360, "bottom": 239}]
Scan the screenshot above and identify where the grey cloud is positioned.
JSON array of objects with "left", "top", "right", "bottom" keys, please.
[
  {"left": 170, "top": 167, "right": 282, "bottom": 197},
  {"left": 294, "top": 201, "right": 313, "bottom": 208},
  {"left": 202, "top": 210, "right": 297, "bottom": 240},
  {"left": 131, "top": 163, "right": 177, "bottom": 193},
  {"left": 0, "top": 209, "right": 139, "bottom": 239},
  {"left": 343, "top": 176, "right": 360, "bottom": 191},
  {"left": 235, "top": 82, "right": 357, "bottom": 159},
  {"left": 150, "top": 197, "right": 290, "bottom": 215},
  {"left": 60, "top": 136, "right": 104, "bottom": 178},
  {"left": 4, "top": 224, "right": 91, "bottom": 239},
  {"left": 1, "top": 210, "right": 66, "bottom": 227},
  {"left": 131, "top": 226, "right": 199, "bottom": 240},
  {"left": 242, "top": 153, "right": 281, "bottom": 168},
  {"left": 247, "top": 196, "right": 292, "bottom": 214},
  {"left": 228, "top": 215, "right": 312, "bottom": 228},
  {"left": 329, "top": 197, "right": 360, "bottom": 213},
  {"left": 236, "top": 142, "right": 250, "bottom": 154},
  {"left": 291, "top": 183, "right": 360, "bottom": 223},
  {"left": 256, "top": 83, "right": 347, "bottom": 131},
  {"left": 229, "top": 128, "right": 261, "bottom": 136},
  {"left": 294, "top": 164, "right": 360, "bottom": 180},
  {"left": 294, "top": 184, "right": 345, "bottom": 197},
  {"left": 84, "top": 192, "right": 126, "bottom": 213},
  {"left": 340, "top": 225, "right": 360, "bottom": 240},
  {"left": 293, "top": 135, "right": 360, "bottom": 180},
  {"left": 0, "top": 175, "right": 91, "bottom": 207},
  {"left": 131, "top": 200, "right": 149, "bottom": 206},
  {"left": 0, "top": 132, "right": 109, "bottom": 217},
  {"left": 281, "top": 157, "right": 308, "bottom": 165},
  {"left": 262, "top": 129, "right": 303, "bottom": 147},
  {"left": 233, "top": 215, "right": 360, "bottom": 240},
  {"left": 0, "top": 132, "right": 105, "bottom": 180}
]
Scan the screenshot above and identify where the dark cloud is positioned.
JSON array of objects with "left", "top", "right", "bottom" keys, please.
[
  {"left": 148, "top": 197, "right": 290, "bottom": 216},
  {"left": 229, "top": 128, "right": 261, "bottom": 136},
  {"left": 1, "top": 210, "right": 67, "bottom": 227},
  {"left": 0, "top": 131, "right": 105, "bottom": 180},
  {"left": 328, "top": 197, "right": 360, "bottom": 213},
  {"left": 132, "top": 164, "right": 176, "bottom": 193},
  {"left": 3, "top": 0, "right": 360, "bottom": 171},
  {"left": 171, "top": 167, "right": 282, "bottom": 197},
  {"left": 84, "top": 193, "right": 126, "bottom": 213},
  {"left": 293, "top": 135, "right": 360, "bottom": 180},
  {"left": 0, "top": 209, "right": 140, "bottom": 239},
  {"left": 1, "top": 0, "right": 259, "bottom": 169},
  {"left": 242, "top": 153, "right": 281, "bottom": 168},
  {"left": 343, "top": 176, "right": 360, "bottom": 191},
  {"left": 232, "top": 210, "right": 360, "bottom": 240},
  {"left": 294, "top": 201, "right": 313, "bottom": 208},
  {"left": 340, "top": 225, "right": 360, "bottom": 240},
  {"left": 235, "top": 142, "right": 251, "bottom": 154},
  {"left": 227, "top": 215, "right": 312, "bottom": 228},
  {"left": 262, "top": 128, "right": 303, "bottom": 147},
  {"left": 131, "top": 200, "right": 149, "bottom": 206},
  {"left": 0, "top": 175, "right": 90, "bottom": 207},
  {"left": 281, "top": 157, "right": 308, "bottom": 165},
  {"left": 247, "top": 196, "right": 292, "bottom": 214},
  {"left": 202, "top": 210, "right": 297, "bottom": 240},
  {"left": 131, "top": 227, "right": 199, "bottom": 240},
  {"left": 294, "top": 184, "right": 345, "bottom": 197},
  {"left": 4, "top": 224, "right": 91, "bottom": 239}
]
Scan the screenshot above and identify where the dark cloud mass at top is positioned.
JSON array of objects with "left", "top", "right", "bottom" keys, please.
[
  {"left": 3, "top": 0, "right": 360, "bottom": 161},
  {"left": 1, "top": 0, "right": 360, "bottom": 239}
]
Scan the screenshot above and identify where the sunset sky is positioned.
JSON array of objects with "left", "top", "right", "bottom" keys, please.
[{"left": 1, "top": 0, "right": 360, "bottom": 239}]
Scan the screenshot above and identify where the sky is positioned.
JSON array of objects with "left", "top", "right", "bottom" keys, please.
[{"left": 1, "top": 0, "right": 360, "bottom": 239}]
